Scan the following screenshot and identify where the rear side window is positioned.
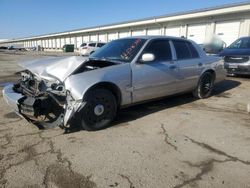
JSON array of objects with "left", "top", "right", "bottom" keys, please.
[
  {"left": 143, "top": 40, "right": 172, "bottom": 61},
  {"left": 172, "top": 40, "right": 192, "bottom": 60},
  {"left": 97, "top": 43, "right": 105, "bottom": 47},
  {"left": 187, "top": 42, "right": 199, "bottom": 58},
  {"left": 89, "top": 43, "right": 96, "bottom": 47}
]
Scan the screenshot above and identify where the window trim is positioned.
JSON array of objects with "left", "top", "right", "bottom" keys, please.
[
  {"left": 171, "top": 39, "right": 200, "bottom": 61},
  {"left": 137, "top": 38, "right": 174, "bottom": 63},
  {"left": 187, "top": 41, "right": 200, "bottom": 59}
]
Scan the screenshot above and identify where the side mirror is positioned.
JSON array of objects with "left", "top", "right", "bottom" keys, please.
[{"left": 140, "top": 53, "right": 155, "bottom": 63}]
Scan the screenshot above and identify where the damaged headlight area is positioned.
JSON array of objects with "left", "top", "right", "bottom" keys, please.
[
  {"left": 63, "top": 91, "right": 86, "bottom": 127},
  {"left": 14, "top": 70, "right": 67, "bottom": 128}
]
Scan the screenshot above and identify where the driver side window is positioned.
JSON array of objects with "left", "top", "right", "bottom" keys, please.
[{"left": 143, "top": 40, "right": 172, "bottom": 62}]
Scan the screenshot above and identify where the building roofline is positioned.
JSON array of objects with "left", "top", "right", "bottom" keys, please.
[
  {"left": 66, "top": 1, "right": 250, "bottom": 33},
  {"left": 2, "top": 1, "right": 250, "bottom": 43}
]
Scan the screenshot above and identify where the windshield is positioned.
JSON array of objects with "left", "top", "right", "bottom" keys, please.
[
  {"left": 228, "top": 38, "right": 250, "bottom": 49},
  {"left": 90, "top": 38, "right": 146, "bottom": 62}
]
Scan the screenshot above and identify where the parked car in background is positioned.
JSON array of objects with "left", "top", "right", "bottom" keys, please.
[
  {"left": 79, "top": 42, "right": 106, "bottom": 56},
  {"left": 3, "top": 36, "right": 225, "bottom": 131},
  {"left": 8, "top": 46, "right": 16, "bottom": 50},
  {"left": 220, "top": 37, "right": 250, "bottom": 76},
  {"left": 0, "top": 46, "right": 8, "bottom": 50},
  {"left": 7, "top": 46, "right": 27, "bottom": 51}
]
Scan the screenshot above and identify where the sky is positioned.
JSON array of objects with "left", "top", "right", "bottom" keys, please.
[{"left": 0, "top": 0, "right": 248, "bottom": 39}]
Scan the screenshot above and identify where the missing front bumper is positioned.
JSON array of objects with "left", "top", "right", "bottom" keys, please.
[
  {"left": 3, "top": 84, "right": 23, "bottom": 113},
  {"left": 3, "top": 84, "right": 64, "bottom": 129}
]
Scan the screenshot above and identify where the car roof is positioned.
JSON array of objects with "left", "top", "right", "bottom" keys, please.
[
  {"left": 238, "top": 36, "right": 250, "bottom": 40},
  {"left": 119, "top": 35, "right": 190, "bottom": 41},
  {"left": 81, "top": 36, "right": 192, "bottom": 45},
  {"left": 81, "top": 42, "right": 106, "bottom": 44}
]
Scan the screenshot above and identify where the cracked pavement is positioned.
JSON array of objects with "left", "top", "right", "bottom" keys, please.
[{"left": 0, "top": 52, "right": 250, "bottom": 188}]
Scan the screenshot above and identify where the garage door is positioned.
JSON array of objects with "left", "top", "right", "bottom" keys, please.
[
  {"left": 76, "top": 36, "right": 82, "bottom": 48},
  {"left": 147, "top": 28, "right": 161, "bottom": 35},
  {"left": 108, "top": 33, "right": 118, "bottom": 41},
  {"left": 165, "top": 27, "right": 180, "bottom": 37},
  {"left": 83, "top": 36, "right": 89, "bottom": 43},
  {"left": 56, "top": 39, "right": 60, "bottom": 48},
  {"left": 119, "top": 32, "right": 130, "bottom": 38},
  {"left": 132, "top": 30, "right": 145, "bottom": 36},
  {"left": 65, "top": 38, "right": 70, "bottom": 44},
  {"left": 52, "top": 39, "right": 56, "bottom": 48},
  {"left": 41, "top": 41, "right": 44, "bottom": 48},
  {"left": 90, "top": 35, "right": 98, "bottom": 42},
  {"left": 98, "top": 34, "right": 106, "bottom": 42},
  {"left": 48, "top": 39, "right": 52, "bottom": 48},
  {"left": 215, "top": 21, "right": 240, "bottom": 47},
  {"left": 187, "top": 24, "right": 206, "bottom": 44},
  {"left": 44, "top": 40, "right": 47, "bottom": 48},
  {"left": 37, "top": 40, "right": 41, "bottom": 46},
  {"left": 60, "top": 38, "right": 65, "bottom": 48}
]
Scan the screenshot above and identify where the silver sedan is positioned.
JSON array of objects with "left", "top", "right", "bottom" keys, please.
[{"left": 3, "top": 36, "right": 226, "bottom": 130}]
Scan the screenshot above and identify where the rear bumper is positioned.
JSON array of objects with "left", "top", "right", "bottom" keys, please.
[{"left": 2, "top": 84, "right": 24, "bottom": 113}]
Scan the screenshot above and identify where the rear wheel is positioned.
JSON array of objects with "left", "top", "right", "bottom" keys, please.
[
  {"left": 80, "top": 89, "right": 117, "bottom": 131},
  {"left": 193, "top": 72, "right": 215, "bottom": 99}
]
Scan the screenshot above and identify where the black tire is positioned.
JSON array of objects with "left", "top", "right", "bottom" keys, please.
[
  {"left": 193, "top": 72, "right": 215, "bottom": 99},
  {"left": 80, "top": 88, "right": 117, "bottom": 131}
]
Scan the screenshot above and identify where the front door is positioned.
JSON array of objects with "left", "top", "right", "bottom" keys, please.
[{"left": 131, "top": 39, "right": 179, "bottom": 103}]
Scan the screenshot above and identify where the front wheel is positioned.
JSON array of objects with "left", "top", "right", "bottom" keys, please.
[
  {"left": 80, "top": 89, "right": 117, "bottom": 131},
  {"left": 193, "top": 72, "right": 215, "bottom": 99}
]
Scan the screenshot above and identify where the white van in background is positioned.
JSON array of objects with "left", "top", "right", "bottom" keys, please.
[{"left": 79, "top": 42, "right": 106, "bottom": 56}]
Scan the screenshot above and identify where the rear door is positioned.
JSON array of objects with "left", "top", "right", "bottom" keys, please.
[
  {"left": 131, "top": 39, "right": 179, "bottom": 102},
  {"left": 171, "top": 40, "right": 201, "bottom": 92}
]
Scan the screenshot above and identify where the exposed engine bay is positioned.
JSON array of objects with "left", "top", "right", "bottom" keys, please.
[{"left": 72, "top": 59, "right": 117, "bottom": 74}]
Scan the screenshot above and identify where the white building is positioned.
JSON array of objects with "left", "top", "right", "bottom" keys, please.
[{"left": 1, "top": 2, "right": 250, "bottom": 50}]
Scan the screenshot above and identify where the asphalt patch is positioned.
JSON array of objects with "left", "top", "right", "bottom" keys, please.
[{"left": 44, "top": 164, "right": 96, "bottom": 188}]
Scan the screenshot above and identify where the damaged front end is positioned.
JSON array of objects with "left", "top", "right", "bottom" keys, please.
[
  {"left": 3, "top": 70, "right": 67, "bottom": 128},
  {"left": 3, "top": 56, "right": 122, "bottom": 129}
]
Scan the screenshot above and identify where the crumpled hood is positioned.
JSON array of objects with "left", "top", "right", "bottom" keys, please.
[{"left": 19, "top": 56, "right": 88, "bottom": 82}]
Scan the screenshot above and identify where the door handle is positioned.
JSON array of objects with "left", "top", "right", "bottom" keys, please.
[
  {"left": 169, "top": 65, "right": 177, "bottom": 70},
  {"left": 198, "top": 62, "right": 203, "bottom": 67}
]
